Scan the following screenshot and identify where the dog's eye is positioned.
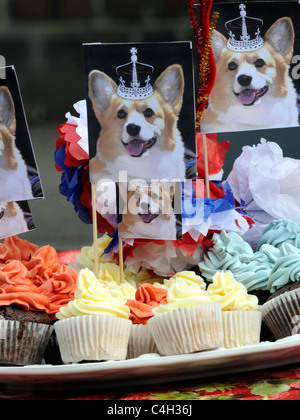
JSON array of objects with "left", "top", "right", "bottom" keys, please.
[
  {"left": 143, "top": 108, "right": 155, "bottom": 118},
  {"left": 117, "top": 109, "right": 127, "bottom": 119},
  {"left": 228, "top": 62, "right": 238, "bottom": 71},
  {"left": 254, "top": 59, "right": 266, "bottom": 68}
]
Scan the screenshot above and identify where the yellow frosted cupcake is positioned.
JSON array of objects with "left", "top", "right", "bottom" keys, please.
[
  {"left": 207, "top": 271, "right": 262, "bottom": 348},
  {"left": 148, "top": 271, "right": 223, "bottom": 356},
  {"left": 54, "top": 268, "right": 132, "bottom": 363}
]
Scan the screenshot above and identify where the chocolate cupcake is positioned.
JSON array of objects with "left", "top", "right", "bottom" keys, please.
[
  {"left": 261, "top": 282, "right": 300, "bottom": 340},
  {"left": 0, "top": 304, "right": 53, "bottom": 366}
]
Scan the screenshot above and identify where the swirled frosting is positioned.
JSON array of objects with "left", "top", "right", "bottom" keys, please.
[
  {"left": 0, "top": 235, "right": 39, "bottom": 264},
  {"left": 257, "top": 219, "right": 300, "bottom": 250},
  {"left": 267, "top": 243, "right": 300, "bottom": 293},
  {"left": 233, "top": 244, "right": 280, "bottom": 291},
  {"left": 25, "top": 245, "right": 60, "bottom": 278},
  {"left": 126, "top": 283, "right": 168, "bottom": 324},
  {"left": 37, "top": 264, "right": 78, "bottom": 315},
  {"left": 198, "top": 231, "right": 254, "bottom": 280},
  {"left": 153, "top": 272, "right": 212, "bottom": 314},
  {"left": 0, "top": 260, "right": 51, "bottom": 312},
  {"left": 70, "top": 235, "right": 114, "bottom": 272},
  {"left": 207, "top": 271, "right": 259, "bottom": 311},
  {"left": 56, "top": 268, "right": 130, "bottom": 319},
  {"left": 0, "top": 237, "right": 78, "bottom": 318}
]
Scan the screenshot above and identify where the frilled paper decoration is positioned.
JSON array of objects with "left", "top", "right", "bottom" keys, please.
[
  {"left": 55, "top": 102, "right": 116, "bottom": 233},
  {"left": 226, "top": 139, "right": 300, "bottom": 248}
]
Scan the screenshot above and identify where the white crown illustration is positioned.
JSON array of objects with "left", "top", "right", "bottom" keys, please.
[
  {"left": 116, "top": 48, "right": 154, "bottom": 100},
  {"left": 225, "top": 4, "right": 264, "bottom": 52}
]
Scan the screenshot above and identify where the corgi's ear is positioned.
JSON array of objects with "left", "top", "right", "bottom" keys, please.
[
  {"left": 210, "top": 30, "right": 227, "bottom": 63},
  {"left": 88, "top": 70, "right": 117, "bottom": 116},
  {"left": 154, "top": 64, "right": 184, "bottom": 116},
  {"left": 6, "top": 202, "right": 18, "bottom": 217},
  {"left": 0, "top": 87, "right": 15, "bottom": 130},
  {"left": 264, "top": 17, "right": 294, "bottom": 63}
]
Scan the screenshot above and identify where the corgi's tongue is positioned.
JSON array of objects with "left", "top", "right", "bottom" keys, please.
[
  {"left": 139, "top": 213, "right": 158, "bottom": 223},
  {"left": 237, "top": 89, "right": 256, "bottom": 105},
  {"left": 124, "top": 138, "right": 157, "bottom": 157},
  {"left": 126, "top": 139, "right": 144, "bottom": 157}
]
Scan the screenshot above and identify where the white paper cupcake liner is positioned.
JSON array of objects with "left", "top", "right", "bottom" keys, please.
[
  {"left": 222, "top": 310, "right": 262, "bottom": 348},
  {"left": 54, "top": 315, "right": 132, "bottom": 364},
  {"left": 0, "top": 320, "right": 53, "bottom": 366},
  {"left": 261, "top": 288, "right": 300, "bottom": 340},
  {"left": 147, "top": 303, "right": 223, "bottom": 356},
  {"left": 127, "top": 323, "right": 158, "bottom": 359}
]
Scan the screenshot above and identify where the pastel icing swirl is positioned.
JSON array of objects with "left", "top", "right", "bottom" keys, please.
[
  {"left": 267, "top": 243, "right": 300, "bottom": 293},
  {"left": 233, "top": 244, "right": 280, "bottom": 291},
  {"left": 153, "top": 272, "right": 212, "bottom": 314},
  {"left": 56, "top": 268, "right": 130, "bottom": 319},
  {"left": 257, "top": 219, "right": 300, "bottom": 250},
  {"left": 207, "top": 271, "right": 259, "bottom": 311},
  {"left": 198, "top": 231, "right": 254, "bottom": 280}
]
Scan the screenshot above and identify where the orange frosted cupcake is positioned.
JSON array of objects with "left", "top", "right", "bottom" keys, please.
[
  {"left": 126, "top": 283, "right": 167, "bottom": 358},
  {"left": 0, "top": 260, "right": 53, "bottom": 365},
  {"left": 0, "top": 237, "right": 78, "bottom": 365}
]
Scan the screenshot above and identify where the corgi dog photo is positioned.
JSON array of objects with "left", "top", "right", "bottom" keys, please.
[
  {"left": 118, "top": 181, "right": 177, "bottom": 240},
  {"left": 201, "top": 6, "right": 299, "bottom": 133},
  {"left": 0, "top": 201, "right": 28, "bottom": 239},
  {"left": 88, "top": 47, "right": 186, "bottom": 183},
  {"left": 0, "top": 86, "right": 33, "bottom": 202}
]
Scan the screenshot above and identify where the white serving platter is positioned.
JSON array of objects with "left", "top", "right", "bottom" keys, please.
[{"left": 0, "top": 335, "right": 299, "bottom": 390}]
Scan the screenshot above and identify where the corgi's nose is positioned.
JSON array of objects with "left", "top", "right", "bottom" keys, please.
[
  {"left": 127, "top": 124, "right": 141, "bottom": 137},
  {"left": 140, "top": 202, "right": 150, "bottom": 212},
  {"left": 238, "top": 74, "right": 252, "bottom": 87}
]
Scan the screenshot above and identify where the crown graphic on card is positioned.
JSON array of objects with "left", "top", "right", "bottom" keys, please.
[
  {"left": 116, "top": 47, "right": 154, "bottom": 100},
  {"left": 225, "top": 3, "right": 264, "bottom": 52}
]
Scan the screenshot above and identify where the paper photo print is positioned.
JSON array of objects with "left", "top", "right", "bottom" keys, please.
[
  {"left": 0, "top": 66, "right": 43, "bottom": 203},
  {"left": 84, "top": 42, "right": 197, "bottom": 183},
  {"left": 0, "top": 200, "right": 35, "bottom": 240},
  {"left": 117, "top": 180, "right": 182, "bottom": 240},
  {"left": 201, "top": 2, "right": 300, "bottom": 133}
]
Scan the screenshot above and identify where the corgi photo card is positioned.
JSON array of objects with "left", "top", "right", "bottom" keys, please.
[
  {"left": 0, "top": 200, "right": 35, "bottom": 240},
  {"left": 83, "top": 42, "right": 197, "bottom": 184},
  {"left": 117, "top": 180, "right": 182, "bottom": 240},
  {"left": 201, "top": 1, "right": 300, "bottom": 134},
  {"left": 0, "top": 66, "right": 43, "bottom": 203}
]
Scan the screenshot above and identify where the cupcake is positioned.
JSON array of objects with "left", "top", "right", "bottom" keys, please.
[
  {"left": 148, "top": 271, "right": 223, "bottom": 356},
  {"left": 55, "top": 268, "right": 132, "bottom": 363},
  {"left": 261, "top": 283, "right": 300, "bottom": 340},
  {"left": 0, "top": 260, "right": 53, "bottom": 365},
  {"left": 125, "top": 283, "right": 167, "bottom": 358},
  {"left": 207, "top": 271, "right": 262, "bottom": 348},
  {"left": 261, "top": 244, "right": 300, "bottom": 339}
]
